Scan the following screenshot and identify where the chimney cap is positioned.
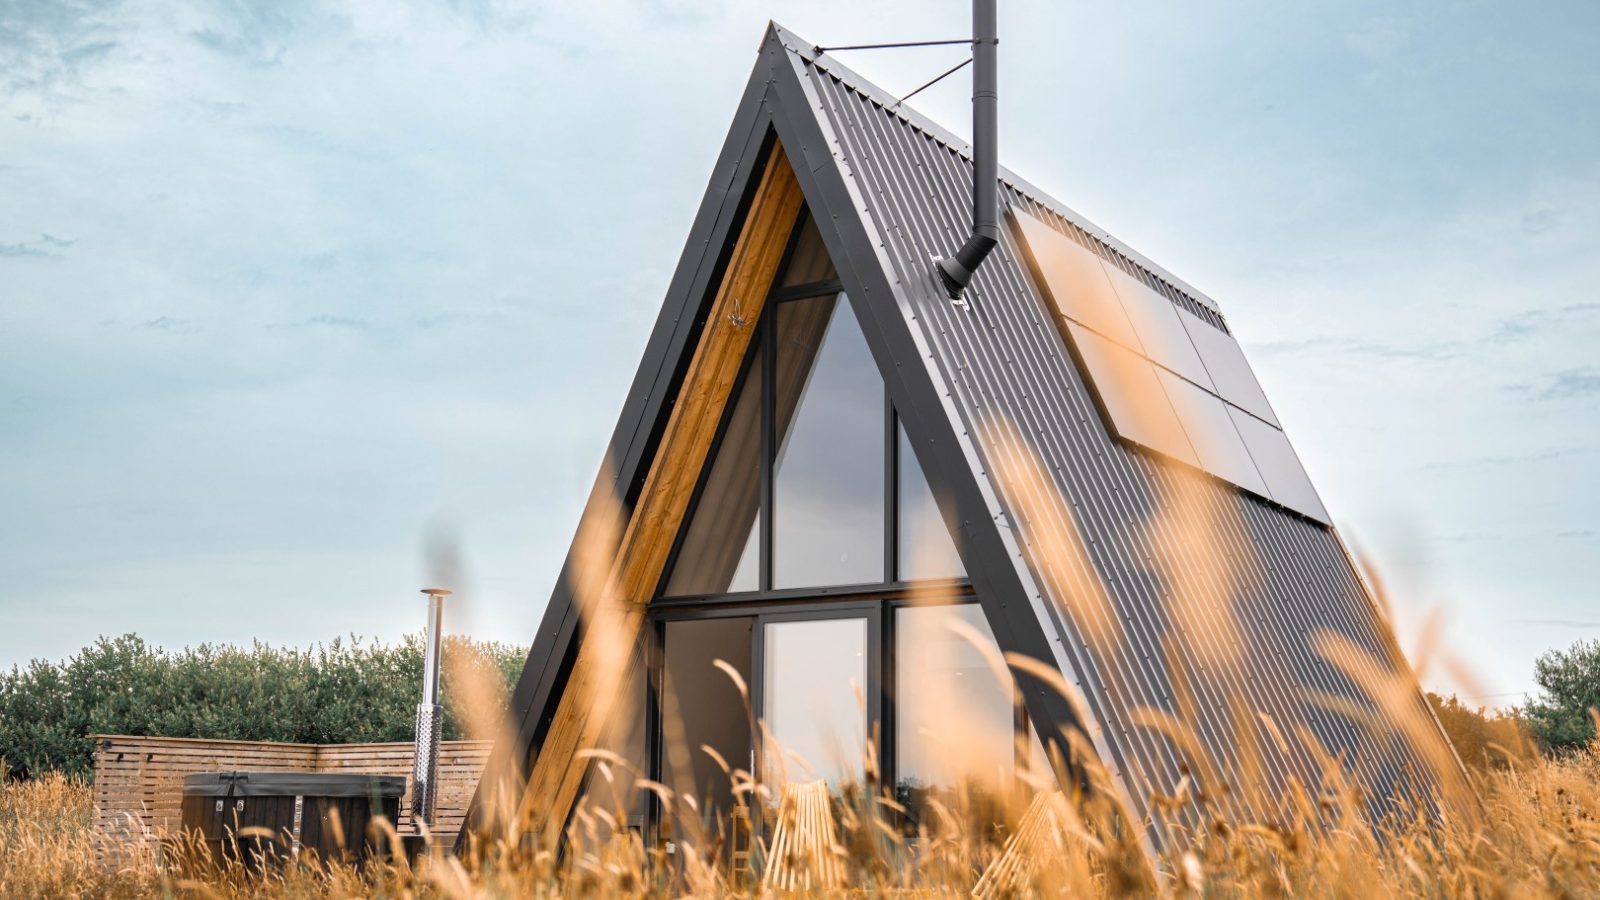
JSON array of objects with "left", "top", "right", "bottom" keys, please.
[{"left": 420, "top": 587, "right": 453, "bottom": 597}]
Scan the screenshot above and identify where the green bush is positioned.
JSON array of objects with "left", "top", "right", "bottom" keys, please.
[
  {"left": 0, "top": 633, "right": 526, "bottom": 780},
  {"left": 1524, "top": 638, "right": 1600, "bottom": 754}
]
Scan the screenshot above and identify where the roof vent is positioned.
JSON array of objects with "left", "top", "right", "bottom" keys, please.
[{"left": 934, "top": 0, "right": 999, "bottom": 301}]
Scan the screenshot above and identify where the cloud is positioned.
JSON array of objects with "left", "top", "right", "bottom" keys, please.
[
  {"left": 1422, "top": 447, "right": 1593, "bottom": 471},
  {"left": 1253, "top": 335, "right": 1463, "bottom": 362},
  {"left": 1539, "top": 369, "right": 1600, "bottom": 400},
  {"left": 186, "top": 0, "right": 326, "bottom": 67},
  {"left": 1431, "top": 531, "right": 1502, "bottom": 543},
  {"left": 138, "top": 316, "right": 189, "bottom": 330},
  {"left": 1486, "top": 302, "right": 1600, "bottom": 345},
  {"left": 0, "top": 0, "right": 123, "bottom": 97},
  {"left": 0, "top": 233, "right": 72, "bottom": 258},
  {"left": 0, "top": 242, "right": 52, "bottom": 258},
  {"left": 267, "top": 315, "right": 372, "bottom": 331},
  {"left": 633, "top": 0, "right": 726, "bottom": 27},
  {"left": 1514, "top": 618, "right": 1600, "bottom": 629}
]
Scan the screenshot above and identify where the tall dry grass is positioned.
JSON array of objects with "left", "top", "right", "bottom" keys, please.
[{"left": 3, "top": 739, "right": 1599, "bottom": 898}]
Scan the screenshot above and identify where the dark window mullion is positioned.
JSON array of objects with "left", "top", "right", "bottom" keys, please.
[
  {"left": 884, "top": 397, "right": 897, "bottom": 585},
  {"left": 760, "top": 314, "right": 775, "bottom": 593}
]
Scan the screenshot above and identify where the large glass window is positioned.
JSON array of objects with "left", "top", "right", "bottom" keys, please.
[
  {"left": 772, "top": 296, "right": 885, "bottom": 588},
  {"left": 761, "top": 616, "right": 868, "bottom": 789},
  {"left": 896, "top": 422, "right": 966, "bottom": 581},
  {"left": 778, "top": 212, "right": 837, "bottom": 288},
  {"left": 658, "top": 207, "right": 970, "bottom": 600},
  {"left": 664, "top": 348, "right": 763, "bottom": 596},
  {"left": 894, "top": 603, "right": 1016, "bottom": 810}
]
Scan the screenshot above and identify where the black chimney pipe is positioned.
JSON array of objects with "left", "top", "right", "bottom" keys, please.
[{"left": 934, "top": 0, "right": 999, "bottom": 300}]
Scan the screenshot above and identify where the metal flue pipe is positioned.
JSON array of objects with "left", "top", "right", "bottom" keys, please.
[
  {"left": 412, "top": 587, "right": 450, "bottom": 830},
  {"left": 934, "top": 0, "right": 999, "bottom": 300}
]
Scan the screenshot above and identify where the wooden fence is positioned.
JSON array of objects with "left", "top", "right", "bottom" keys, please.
[{"left": 91, "top": 734, "right": 491, "bottom": 868}]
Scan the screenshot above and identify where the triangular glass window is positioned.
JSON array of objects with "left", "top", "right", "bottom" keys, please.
[
  {"left": 896, "top": 421, "right": 966, "bottom": 580},
  {"left": 663, "top": 345, "right": 763, "bottom": 596},
  {"left": 772, "top": 295, "right": 885, "bottom": 588},
  {"left": 660, "top": 209, "right": 967, "bottom": 599}
]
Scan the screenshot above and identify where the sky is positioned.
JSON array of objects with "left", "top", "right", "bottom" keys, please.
[{"left": 2, "top": 0, "right": 1596, "bottom": 703}]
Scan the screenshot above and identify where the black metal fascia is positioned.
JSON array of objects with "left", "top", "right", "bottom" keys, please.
[
  {"left": 460, "top": 30, "right": 792, "bottom": 842},
  {"left": 759, "top": 29, "right": 1121, "bottom": 815}
]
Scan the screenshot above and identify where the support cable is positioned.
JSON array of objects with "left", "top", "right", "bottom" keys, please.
[
  {"left": 812, "top": 38, "right": 972, "bottom": 53},
  {"left": 896, "top": 56, "right": 973, "bottom": 106}
]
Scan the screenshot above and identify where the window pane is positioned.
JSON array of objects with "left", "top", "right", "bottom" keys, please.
[
  {"left": 897, "top": 422, "right": 965, "bottom": 581},
  {"left": 895, "top": 604, "right": 1014, "bottom": 807},
  {"left": 779, "top": 211, "right": 837, "bottom": 288},
  {"left": 573, "top": 647, "right": 649, "bottom": 847},
  {"left": 772, "top": 295, "right": 885, "bottom": 588},
  {"left": 661, "top": 618, "right": 754, "bottom": 838},
  {"left": 663, "top": 346, "right": 763, "bottom": 596},
  {"left": 762, "top": 617, "right": 867, "bottom": 789}
]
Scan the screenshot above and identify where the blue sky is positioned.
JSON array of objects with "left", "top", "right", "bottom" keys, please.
[{"left": 2, "top": 0, "right": 1595, "bottom": 703}]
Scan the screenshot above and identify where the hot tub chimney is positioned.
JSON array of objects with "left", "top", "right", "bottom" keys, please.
[
  {"left": 412, "top": 587, "right": 451, "bottom": 830},
  {"left": 934, "top": 0, "right": 1000, "bottom": 300}
]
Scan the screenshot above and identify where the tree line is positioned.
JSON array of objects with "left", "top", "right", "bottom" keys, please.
[
  {"left": 0, "top": 633, "right": 526, "bottom": 780},
  {"left": 1, "top": 634, "right": 1596, "bottom": 780}
]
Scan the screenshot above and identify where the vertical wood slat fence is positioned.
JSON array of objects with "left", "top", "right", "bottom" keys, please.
[{"left": 91, "top": 734, "right": 490, "bottom": 868}]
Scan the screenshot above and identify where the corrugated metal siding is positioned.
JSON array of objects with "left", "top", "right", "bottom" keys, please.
[{"left": 791, "top": 50, "right": 1445, "bottom": 838}]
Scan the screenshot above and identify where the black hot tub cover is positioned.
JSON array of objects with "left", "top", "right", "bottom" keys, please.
[{"left": 182, "top": 771, "right": 406, "bottom": 799}]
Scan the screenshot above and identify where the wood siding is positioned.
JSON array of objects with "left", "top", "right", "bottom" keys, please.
[{"left": 90, "top": 734, "right": 490, "bottom": 868}]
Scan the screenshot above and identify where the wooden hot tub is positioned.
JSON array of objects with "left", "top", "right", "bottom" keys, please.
[{"left": 180, "top": 771, "right": 405, "bottom": 868}]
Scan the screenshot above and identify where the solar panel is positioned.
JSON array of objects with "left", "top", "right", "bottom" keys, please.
[
  {"left": 1014, "top": 207, "right": 1327, "bottom": 525},
  {"left": 1103, "top": 264, "right": 1213, "bottom": 390},
  {"left": 1012, "top": 209, "right": 1143, "bottom": 352},
  {"left": 1157, "top": 369, "right": 1269, "bottom": 498},
  {"left": 1178, "top": 309, "right": 1280, "bottom": 427},
  {"left": 1227, "top": 406, "right": 1329, "bottom": 523},
  {"left": 1065, "top": 321, "right": 1197, "bottom": 467}
]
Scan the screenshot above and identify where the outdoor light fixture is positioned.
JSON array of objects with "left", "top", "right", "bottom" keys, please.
[
  {"left": 933, "top": 0, "right": 999, "bottom": 301},
  {"left": 412, "top": 587, "right": 451, "bottom": 831}
]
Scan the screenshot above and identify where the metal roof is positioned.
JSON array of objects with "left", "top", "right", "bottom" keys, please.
[
  {"left": 771, "top": 22, "right": 1457, "bottom": 837},
  {"left": 472, "top": 22, "right": 1462, "bottom": 858}
]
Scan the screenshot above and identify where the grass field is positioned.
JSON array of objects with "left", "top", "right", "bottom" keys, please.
[{"left": 3, "top": 743, "right": 1597, "bottom": 898}]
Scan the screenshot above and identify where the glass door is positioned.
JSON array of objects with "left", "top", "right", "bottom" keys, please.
[
  {"left": 754, "top": 611, "right": 877, "bottom": 795},
  {"left": 657, "top": 615, "right": 754, "bottom": 857}
]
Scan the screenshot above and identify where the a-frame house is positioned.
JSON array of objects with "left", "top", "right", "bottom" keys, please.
[{"left": 466, "top": 21, "right": 1465, "bottom": 864}]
